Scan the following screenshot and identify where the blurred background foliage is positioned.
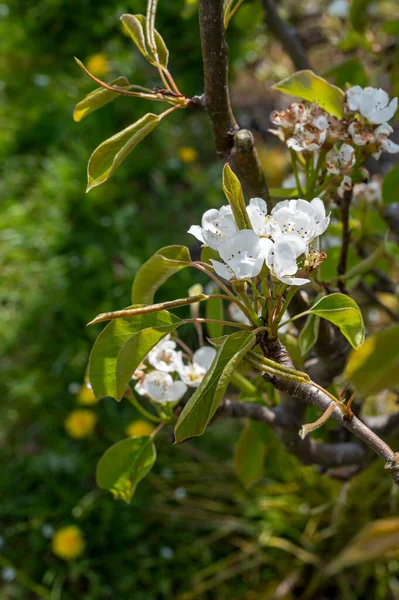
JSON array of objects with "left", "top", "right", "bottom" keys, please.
[{"left": 1, "top": 0, "right": 399, "bottom": 598}]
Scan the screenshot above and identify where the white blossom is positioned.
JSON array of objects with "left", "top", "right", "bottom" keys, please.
[
  {"left": 271, "top": 198, "right": 330, "bottom": 243},
  {"left": 345, "top": 86, "right": 398, "bottom": 124},
  {"left": 348, "top": 121, "right": 375, "bottom": 146},
  {"left": 353, "top": 176, "right": 382, "bottom": 204},
  {"left": 372, "top": 123, "right": 399, "bottom": 159},
  {"left": 135, "top": 370, "right": 187, "bottom": 403},
  {"left": 326, "top": 143, "right": 356, "bottom": 175},
  {"left": 147, "top": 336, "right": 180, "bottom": 373},
  {"left": 286, "top": 115, "right": 328, "bottom": 152},
  {"left": 188, "top": 206, "right": 238, "bottom": 250},
  {"left": 211, "top": 229, "right": 273, "bottom": 280},
  {"left": 246, "top": 198, "right": 282, "bottom": 239},
  {"left": 337, "top": 175, "right": 352, "bottom": 198},
  {"left": 177, "top": 346, "right": 217, "bottom": 388},
  {"left": 266, "top": 233, "right": 310, "bottom": 286}
]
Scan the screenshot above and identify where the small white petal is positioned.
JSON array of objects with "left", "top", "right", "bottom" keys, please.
[
  {"left": 193, "top": 346, "right": 217, "bottom": 370},
  {"left": 188, "top": 225, "right": 205, "bottom": 244},
  {"left": 211, "top": 259, "right": 234, "bottom": 280}
]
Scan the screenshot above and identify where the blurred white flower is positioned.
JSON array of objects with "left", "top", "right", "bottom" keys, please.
[
  {"left": 326, "top": 143, "right": 356, "bottom": 175},
  {"left": 281, "top": 172, "right": 306, "bottom": 189},
  {"left": 327, "top": 0, "right": 349, "bottom": 17},
  {"left": 135, "top": 371, "right": 187, "bottom": 403},
  {"left": 177, "top": 346, "right": 217, "bottom": 388},
  {"left": 337, "top": 175, "right": 352, "bottom": 198},
  {"left": 211, "top": 229, "right": 273, "bottom": 280},
  {"left": 148, "top": 336, "right": 180, "bottom": 373},
  {"left": 353, "top": 176, "right": 382, "bottom": 204},
  {"left": 348, "top": 121, "right": 375, "bottom": 146},
  {"left": 188, "top": 206, "right": 238, "bottom": 250},
  {"left": 372, "top": 123, "right": 399, "bottom": 158},
  {"left": 266, "top": 233, "right": 310, "bottom": 286},
  {"left": 271, "top": 198, "right": 330, "bottom": 243},
  {"left": 345, "top": 86, "right": 398, "bottom": 124}
]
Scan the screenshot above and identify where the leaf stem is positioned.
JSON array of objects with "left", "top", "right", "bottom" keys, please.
[
  {"left": 182, "top": 318, "right": 252, "bottom": 330},
  {"left": 126, "top": 390, "right": 163, "bottom": 423}
]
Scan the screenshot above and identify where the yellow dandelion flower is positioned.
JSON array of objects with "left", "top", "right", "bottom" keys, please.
[
  {"left": 77, "top": 382, "right": 97, "bottom": 406},
  {"left": 64, "top": 410, "right": 97, "bottom": 439},
  {"left": 178, "top": 146, "right": 198, "bottom": 163},
  {"left": 86, "top": 53, "right": 108, "bottom": 78},
  {"left": 125, "top": 419, "right": 155, "bottom": 437},
  {"left": 52, "top": 526, "right": 85, "bottom": 561}
]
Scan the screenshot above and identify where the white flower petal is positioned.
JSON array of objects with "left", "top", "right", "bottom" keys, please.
[
  {"left": 193, "top": 346, "right": 217, "bottom": 370},
  {"left": 187, "top": 225, "right": 205, "bottom": 244},
  {"left": 211, "top": 259, "right": 234, "bottom": 280}
]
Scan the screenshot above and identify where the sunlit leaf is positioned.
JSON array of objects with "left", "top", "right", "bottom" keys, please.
[
  {"left": 327, "top": 517, "right": 399, "bottom": 575},
  {"left": 344, "top": 325, "right": 399, "bottom": 396},
  {"left": 73, "top": 76, "right": 130, "bottom": 122},
  {"left": 308, "top": 293, "right": 364, "bottom": 348},
  {"left": 298, "top": 313, "right": 320, "bottom": 356},
  {"left": 222, "top": 164, "right": 252, "bottom": 230},
  {"left": 87, "top": 113, "right": 161, "bottom": 191},
  {"left": 174, "top": 331, "right": 255, "bottom": 442},
  {"left": 121, "top": 14, "right": 169, "bottom": 68},
  {"left": 89, "top": 310, "right": 181, "bottom": 400},
  {"left": 272, "top": 70, "right": 344, "bottom": 118},
  {"left": 131, "top": 245, "right": 192, "bottom": 304},
  {"left": 234, "top": 421, "right": 266, "bottom": 487},
  {"left": 96, "top": 437, "right": 156, "bottom": 503}
]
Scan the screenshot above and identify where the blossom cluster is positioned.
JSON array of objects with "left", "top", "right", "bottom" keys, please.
[
  {"left": 189, "top": 197, "right": 329, "bottom": 286},
  {"left": 133, "top": 335, "right": 216, "bottom": 404},
  {"left": 271, "top": 86, "right": 398, "bottom": 194}
]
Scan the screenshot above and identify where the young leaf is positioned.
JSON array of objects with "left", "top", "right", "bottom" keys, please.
[
  {"left": 131, "top": 245, "right": 191, "bottom": 304},
  {"left": 308, "top": 293, "right": 364, "bottom": 348},
  {"left": 222, "top": 164, "right": 252, "bottom": 230},
  {"left": 96, "top": 437, "right": 156, "bottom": 503},
  {"left": 382, "top": 165, "right": 399, "bottom": 205},
  {"left": 344, "top": 325, "right": 399, "bottom": 397},
  {"left": 298, "top": 313, "right": 320, "bottom": 356},
  {"left": 89, "top": 310, "right": 181, "bottom": 401},
  {"left": 174, "top": 331, "right": 256, "bottom": 443},
  {"left": 87, "top": 113, "right": 161, "bottom": 191},
  {"left": 234, "top": 421, "right": 266, "bottom": 487},
  {"left": 121, "top": 14, "right": 169, "bottom": 69},
  {"left": 272, "top": 70, "right": 345, "bottom": 118},
  {"left": 73, "top": 76, "right": 130, "bottom": 122}
]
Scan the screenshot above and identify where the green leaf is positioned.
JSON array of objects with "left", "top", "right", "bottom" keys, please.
[
  {"left": 87, "top": 113, "right": 161, "bottom": 191},
  {"left": 89, "top": 310, "right": 181, "bottom": 401},
  {"left": 131, "top": 245, "right": 191, "bottom": 304},
  {"left": 121, "top": 14, "right": 169, "bottom": 68},
  {"left": 270, "top": 187, "right": 299, "bottom": 198},
  {"left": 222, "top": 164, "right": 252, "bottom": 230},
  {"left": 234, "top": 421, "right": 266, "bottom": 488},
  {"left": 272, "top": 70, "right": 344, "bottom": 118},
  {"left": 298, "top": 313, "right": 320, "bottom": 356},
  {"left": 349, "top": 0, "right": 374, "bottom": 32},
  {"left": 344, "top": 325, "right": 399, "bottom": 397},
  {"left": 382, "top": 165, "right": 399, "bottom": 205},
  {"left": 205, "top": 286, "right": 224, "bottom": 338},
  {"left": 174, "top": 331, "right": 255, "bottom": 442},
  {"left": 308, "top": 293, "right": 364, "bottom": 348},
  {"left": 73, "top": 77, "right": 130, "bottom": 122},
  {"left": 326, "top": 518, "right": 399, "bottom": 575},
  {"left": 96, "top": 437, "right": 156, "bottom": 503},
  {"left": 200, "top": 246, "right": 220, "bottom": 265}
]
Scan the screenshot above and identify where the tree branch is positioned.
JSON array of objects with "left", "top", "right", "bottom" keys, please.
[
  {"left": 261, "top": 0, "right": 311, "bottom": 71},
  {"left": 262, "top": 373, "right": 399, "bottom": 485},
  {"left": 197, "top": 0, "right": 269, "bottom": 200}
]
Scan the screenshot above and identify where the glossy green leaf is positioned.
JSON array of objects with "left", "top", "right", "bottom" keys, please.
[
  {"left": 344, "top": 325, "right": 399, "bottom": 396},
  {"left": 272, "top": 70, "right": 344, "bottom": 118},
  {"left": 308, "top": 293, "right": 364, "bottom": 348},
  {"left": 121, "top": 14, "right": 169, "bottom": 68},
  {"left": 327, "top": 518, "right": 399, "bottom": 575},
  {"left": 131, "top": 245, "right": 191, "bottom": 304},
  {"left": 96, "top": 437, "right": 156, "bottom": 503},
  {"left": 222, "top": 164, "right": 252, "bottom": 230},
  {"left": 174, "top": 331, "right": 255, "bottom": 442},
  {"left": 87, "top": 113, "right": 161, "bottom": 191},
  {"left": 234, "top": 421, "right": 266, "bottom": 488},
  {"left": 205, "top": 286, "right": 224, "bottom": 338},
  {"left": 298, "top": 313, "right": 320, "bottom": 356},
  {"left": 89, "top": 310, "right": 181, "bottom": 400},
  {"left": 382, "top": 165, "right": 399, "bottom": 205},
  {"left": 73, "top": 77, "right": 130, "bottom": 122}
]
